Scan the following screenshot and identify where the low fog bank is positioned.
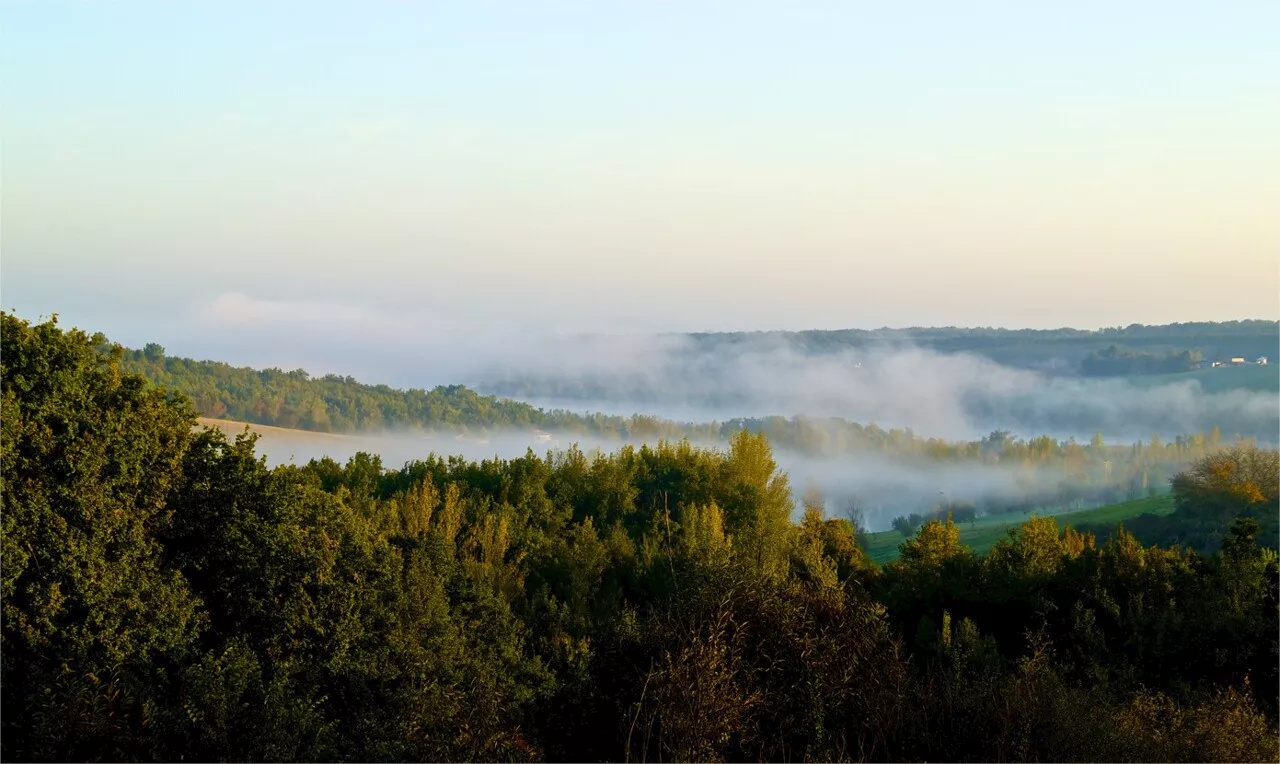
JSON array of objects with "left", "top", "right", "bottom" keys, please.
[
  {"left": 221, "top": 423, "right": 1108, "bottom": 532},
  {"left": 177, "top": 296, "right": 1275, "bottom": 444},
  {"left": 467, "top": 335, "right": 1278, "bottom": 443}
]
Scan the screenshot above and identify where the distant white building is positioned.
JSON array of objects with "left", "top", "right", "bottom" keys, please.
[
  {"left": 1230, "top": 356, "right": 1247, "bottom": 365},
  {"left": 1258, "top": 356, "right": 1269, "bottom": 365}
]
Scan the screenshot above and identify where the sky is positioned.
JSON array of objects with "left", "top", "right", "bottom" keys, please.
[{"left": 3, "top": 1, "right": 1278, "bottom": 373}]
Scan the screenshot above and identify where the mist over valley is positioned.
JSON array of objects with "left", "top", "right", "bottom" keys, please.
[{"left": 468, "top": 335, "right": 1278, "bottom": 443}]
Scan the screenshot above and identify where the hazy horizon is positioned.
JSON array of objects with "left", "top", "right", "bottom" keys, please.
[
  {"left": 4, "top": 1, "right": 1278, "bottom": 354},
  {"left": 4, "top": 2, "right": 1276, "bottom": 448},
  {"left": 7, "top": 301, "right": 1275, "bottom": 386}
]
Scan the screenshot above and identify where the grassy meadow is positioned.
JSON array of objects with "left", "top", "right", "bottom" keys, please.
[
  {"left": 862, "top": 494, "right": 1177, "bottom": 564},
  {"left": 1125, "top": 364, "right": 1277, "bottom": 393}
]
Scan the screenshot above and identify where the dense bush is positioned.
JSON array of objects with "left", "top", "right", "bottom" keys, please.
[{"left": 1076, "top": 445, "right": 1279, "bottom": 553}]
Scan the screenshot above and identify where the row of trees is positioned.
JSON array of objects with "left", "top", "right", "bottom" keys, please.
[
  {"left": 686, "top": 320, "right": 1278, "bottom": 369},
  {"left": 891, "top": 504, "right": 979, "bottom": 536},
  {"left": 1080, "top": 345, "right": 1204, "bottom": 376},
  {"left": 1077, "top": 446, "right": 1280, "bottom": 553},
  {"left": 123, "top": 343, "right": 557, "bottom": 434},
  {"left": 690, "top": 320, "right": 1276, "bottom": 346},
  {"left": 4, "top": 313, "right": 1278, "bottom": 762}
]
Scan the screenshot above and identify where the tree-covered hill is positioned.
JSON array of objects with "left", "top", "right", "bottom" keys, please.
[
  {"left": 684, "top": 320, "right": 1280, "bottom": 370},
  {"left": 118, "top": 340, "right": 575, "bottom": 434}
]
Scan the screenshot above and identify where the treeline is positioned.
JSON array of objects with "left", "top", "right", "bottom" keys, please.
[
  {"left": 687, "top": 320, "right": 1279, "bottom": 368},
  {"left": 120, "top": 341, "right": 565, "bottom": 434},
  {"left": 891, "top": 504, "right": 979, "bottom": 536},
  {"left": 4, "top": 313, "right": 1278, "bottom": 762},
  {"left": 1080, "top": 345, "right": 1204, "bottom": 377},
  {"left": 118, "top": 341, "right": 720, "bottom": 439},
  {"left": 1076, "top": 446, "right": 1280, "bottom": 553},
  {"left": 690, "top": 319, "right": 1277, "bottom": 345}
]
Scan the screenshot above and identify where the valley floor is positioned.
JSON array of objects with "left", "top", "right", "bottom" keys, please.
[{"left": 861, "top": 494, "right": 1177, "bottom": 563}]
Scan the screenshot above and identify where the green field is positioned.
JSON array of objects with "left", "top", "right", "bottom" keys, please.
[
  {"left": 1124, "top": 364, "right": 1278, "bottom": 394},
  {"left": 862, "top": 494, "right": 1177, "bottom": 564}
]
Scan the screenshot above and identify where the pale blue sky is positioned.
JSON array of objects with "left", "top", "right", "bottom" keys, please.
[{"left": 3, "top": 1, "right": 1278, "bottom": 368}]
